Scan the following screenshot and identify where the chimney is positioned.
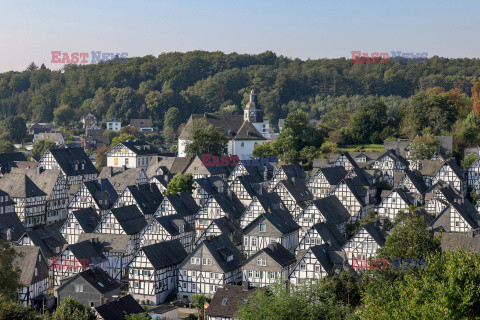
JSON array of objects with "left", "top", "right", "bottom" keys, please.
[
  {"left": 267, "top": 206, "right": 272, "bottom": 213},
  {"left": 263, "top": 167, "right": 268, "bottom": 182},
  {"left": 292, "top": 177, "right": 297, "bottom": 185},
  {"left": 36, "top": 166, "right": 44, "bottom": 175}
]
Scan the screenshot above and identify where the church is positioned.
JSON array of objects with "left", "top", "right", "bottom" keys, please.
[{"left": 178, "top": 90, "right": 272, "bottom": 157}]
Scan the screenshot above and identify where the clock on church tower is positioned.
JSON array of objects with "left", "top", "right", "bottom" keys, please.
[{"left": 244, "top": 89, "right": 262, "bottom": 123}]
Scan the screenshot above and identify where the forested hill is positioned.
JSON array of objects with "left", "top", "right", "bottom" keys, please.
[{"left": 1, "top": 51, "right": 480, "bottom": 127}]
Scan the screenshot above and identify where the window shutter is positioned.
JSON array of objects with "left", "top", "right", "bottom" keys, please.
[
  {"left": 260, "top": 271, "right": 263, "bottom": 278},
  {"left": 267, "top": 272, "right": 270, "bottom": 279},
  {"left": 275, "top": 272, "right": 278, "bottom": 279}
]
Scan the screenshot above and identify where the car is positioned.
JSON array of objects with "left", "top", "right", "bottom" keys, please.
[{"left": 170, "top": 298, "right": 189, "bottom": 307}]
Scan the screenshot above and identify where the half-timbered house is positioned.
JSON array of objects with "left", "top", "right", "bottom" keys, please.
[
  {"left": 377, "top": 188, "right": 417, "bottom": 221},
  {"left": 430, "top": 199, "right": 480, "bottom": 233},
  {"left": 332, "top": 152, "right": 360, "bottom": 171},
  {"left": 114, "top": 184, "right": 163, "bottom": 220},
  {"left": 329, "top": 178, "right": 371, "bottom": 221},
  {"left": 239, "top": 192, "right": 284, "bottom": 229},
  {"left": 94, "top": 205, "right": 148, "bottom": 251},
  {"left": 177, "top": 235, "right": 244, "bottom": 300},
  {"left": 295, "top": 195, "right": 350, "bottom": 238},
  {"left": 307, "top": 166, "right": 347, "bottom": 199},
  {"left": 53, "top": 240, "right": 108, "bottom": 289},
  {"left": 140, "top": 214, "right": 194, "bottom": 253},
  {"left": 0, "top": 189, "right": 15, "bottom": 216},
  {"left": 228, "top": 175, "right": 263, "bottom": 206},
  {"left": 195, "top": 217, "right": 242, "bottom": 247},
  {"left": 289, "top": 244, "right": 343, "bottom": 285},
  {"left": 14, "top": 246, "right": 49, "bottom": 306},
  {"left": 342, "top": 222, "right": 386, "bottom": 271},
  {"left": 155, "top": 192, "right": 200, "bottom": 229},
  {"left": 273, "top": 179, "right": 313, "bottom": 219},
  {"left": 227, "top": 160, "right": 274, "bottom": 185},
  {"left": 393, "top": 170, "right": 428, "bottom": 204},
  {"left": 294, "top": 222, "right": 346, "bottom": 254},
  {"left": 36, "top": 147, "right": 99, "bottom": 187},
  {"left": 67, "top": 179, "right": 118, "bottom": 218},
  {"left": 267, "top": 164, "right": 307, "bottom": 191},
  {"left": 241, "top": 243, "right": 296, "bottom": 287},
  {"left": 242, "top": 209, "right": 300, "bottom": 257},
  {"left": 0, "top": 211, "right": 25, "bottom": 242},
  {"left": 418, "top": 158, "right": 466, "bottom": 194},
  {"left": 371, "top": 150, "right": 409, "bottom": 185},
  {"left": 467, "top": 156, "right": 480, "bottom": 187},
  {"left": 184, "top": 154, "right": 235, "bottom": 180},
  {"left": 194, "top": 192, "right": 245, "bottom": 239},
  {"left": 0, "top": 173, "right": 47, "bottom": 228},
  {"left": 60, "top": 207, "right": 101, "bottom": 244},
  {"left": 193, "top": 176, "right": 228, "bottom": 206},
  {"left": 129, "top": 240, "right": 188, "bottom": 304}
]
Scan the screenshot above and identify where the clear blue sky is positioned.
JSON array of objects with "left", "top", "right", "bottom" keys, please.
[{"left": 0, "top": 0, "right": 478, "bottom": 72}]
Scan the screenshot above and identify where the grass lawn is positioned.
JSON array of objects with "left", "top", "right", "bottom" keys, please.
[{"left": 339, "top": 144, "right": 384, "bottom": 152}]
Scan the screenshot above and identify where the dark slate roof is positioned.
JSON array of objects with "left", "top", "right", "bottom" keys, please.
[
  {"left": 145, "top": 156, "right": 176, "bottom": 178},
  {"left": 205, "top": 285, "right": 264, "bottom": 318},
  {"left": 245, "top": 209, "right": 300, "bottom": 235},
  {"left": 95, "top": 294, "right": 148, "bottom": 320},
  {"left": 202, "top": 234, "right": 244, "bottom": 272},
  {"left": 260, "top": 243, "right": 296, "bottom": 267},
  {"left": 0, "top": 173, "right": 46, "bottom": 198},
  {"left": 445, "top": 157, "right": 466, "bottom": 180},
  {"left": 440, "top": 232, "right": 480, "bottom": 253},
  {"left": 212, "top": 217, "right": 239, "bottom": 237},
  {"left": 312, "top": 222, "right": 347, "bottom": 249},
  {"left": 405, "top": 170, "right": 428, "bottom": 194},
  {"left": 84, "top": 179, "right": 119, "bottom": 209},
  {"left": 100, "top": 167, "right": 145, "bottom": 192},
  {"left": 180, "top": 114, "right": 266, "bottom": 141},
  {"left": 110, "top": 205, "right": 148, "bottom": 235},
  {"left": 125, "top": 184, "right": 163, "bottom": 216},
  {"left": 311, "top": 195, "right": 351, "bottom": 225},
  {"left": 46, "top": 147, "right": 98, "bottom": 176},
  {"left": 341, "top": 178, "right": 367, "bottom": 206},
  {"left": 280, "top": 164, "right": 308, "bottom": 180},
  {"left": 78, "top": 268, "right": 120, "bottom": 294},
  {"left": 419, "top": 159, "right": 445, "bottom": 177},
  {"left": 165, "top": 192, "right": 200, "bottom": 218},
  {"left": 77, "top": 233, "right": 131, "bottom": 254},
  {"left": 195, "top": 176, "right": 228, "bottom": 195},
  {"left": 14, "top": 246, "right": 45, "bottom": 286},
  {"left": 22, "top": 227, "right": 67, "bottom": 259},
  {"left": 85, "top": 129, "right": 110, "bottom": 145},
  {"left": 0, "top": 152, "right": 27, "bottom": 174},
  {"left": 309, "top": 244, "right": 341, "bottom": 275},
  {"left": 169, "top": 157, "right": 194, "bottom": 174},
  {"left": 141, "top": 239, "right": 188, "bottom": 270},
  {"left": 278, "top": 179, "right": 313, "bottom": 204},
  {"left": 211, "top": 193, "right": 245, "bottom": 220},
  {"left": 72, "top": 208, "right": 101, "bottom": 233},
  {"left": 254, "top": 192, "right": 284, "bottom": 212},
  {"left": 0, "top": 212, "right": 26, "bottom": 242},
  {"left": 66, "top": 240, "right": 106, "bottom": 263},
  {"left": 340, "top": 152, "right": 360, "bottom": 169},
  {"left": 238, "top": 162, "right": 275, "bottom": 182},
  {"left": 155, "top": 214, "right": 193, "bottom": 236},
  {"left": 232, "top": 175, "right": 261, "bottom": 198},
  {"left": 120, "top": 141, "right": 159, "bottom": 155},
  {"left": 363, "top": 223, "right": 387, "bottom": 247},
  {"left": 315, "top": 166, "right": 348, "bottom": 185}
]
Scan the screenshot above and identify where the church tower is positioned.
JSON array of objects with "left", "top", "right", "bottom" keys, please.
[{"left": 244, "top": 89, "right": 263, "bottom": 123}]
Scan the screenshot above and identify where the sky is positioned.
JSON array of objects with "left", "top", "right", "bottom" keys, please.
[{"left": 0, "top": 0, "right": 478, "bottom": 72}]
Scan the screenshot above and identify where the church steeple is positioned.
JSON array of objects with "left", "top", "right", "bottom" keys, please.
[{"left": 244, "top": 89, "right": 262, "bottom": 122}]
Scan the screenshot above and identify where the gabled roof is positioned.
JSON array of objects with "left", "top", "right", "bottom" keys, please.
[
  {"left": 440, "top": 232, "right": 480, "bottom": 253},
  {"left": 313, "top": 166, "right": 348, "bottom": 186},
  {"left": 418, "top": 159, "right": 445, "bottom": 177},
  {"left": 0, "top": 173, "right": 46, "bottom": 198},
  {"left": 100, "top": 167, "right": 146, "bottom": 191},
  {"left": 309, "top": 244, "right": 343, "bottom": 275},
  {"left": 109, "top": 205, "right": 148, "bottom": 235},
  {"left": 21, "top": 227, "right": 67, "bottom": 259},
  {"left": 205, "top": 285, "right": 264, "bottom": 319},
  {"left": 312, "top": 222, "right": 347, "bottom": 249},
  {"left": 0, "top": 212, "right": 25, "bottom": 242},
  {"left": 210, "top": 193, "right": 246, "bottom": 221},
  {"left": 244, "top": 209, "right": 300, "bottom": 235},
  {"left": 117, "top": 141, "right": 159, "bottom": 155},
  {"left": 249, "top": 242, "right": 296, "bottom": 268},
  {"left": 84, "top": 179, "right": 119, "bottom": 208},
  {"left": 179, "top": 114, "right": 265, "bottom": 141},
  {"left": 202, "top": 234, "right": 244, "bottom": 272},
  {"left": 66, "top": 240, "right": 106, "bottom": 263},
  {"left": 14, "top": 246, "right": 46, "bottom": 286},
  {"left": 254, "top": 192, "right": 284, "bottom": 212},
  {"left": 169, "top": 157, "right": 194, "bottom": 174},
  {"left": 277, "top": 179, "right": 313, "bottom": 204},
  {"left": 77, "top": 268, "right": 120, "bottom": 294},
  {"left": 0, "top": 152, "right": 27, "bottom": 174},
  {"left": 155, "top": 214, "right": 193, "bottom": 236},
  {"left": 44, "top": 147, "right": 98, "bottom": 176},
  {"left": 404, "top": 170, "right": 428, "bottom": 194},
  {"left": 165, "top": 192, "right": 200, "bottom": 218},
  {"left": 125, "top": 184, "right": 163, "bottom": 216},
  {"left": 279, "top": 164, "right": 307, "bottom": 180},
  {"left": 311, "top": 195, "right": 350, "bottom": 225},
  {"left": 363, "top": 222, "right": 387, "bottom": 247},
  {"left": 338, "top": 178, "right": 367, "bottom": 206},
  {"left": 194, "top": 176, "right": 228, "bottom": 195},
  {"left": 95, "top": 294, "right": 144, "bottom": 320},
  {"left": 72, "top": 208, "right": 101, "bottom": 233},
  {"left": 141, "top": 239, "right": 188, "bottom": 270},
  {"left": 77, "top": 233, "right": 131, "bottom": 254}
]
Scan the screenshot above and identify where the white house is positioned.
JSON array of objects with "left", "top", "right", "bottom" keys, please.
[
  {"left": 106, "top": 118, "right": 122, "bottom": 131},
  {"left": 106, "top": 141, "right": 159, "bottom": 169},
  {"left": 178, "top": 90, "right": 269, "bottom": 157}
]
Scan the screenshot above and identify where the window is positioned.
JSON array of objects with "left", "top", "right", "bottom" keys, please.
[
  {"left": 259, "top": 223, "right": 266, "bottom": 232},
  {"left": 257, "top": 258, "right": 266, "bottom": 266},
  {"left": 222, "top": 298, "right": 228, "bottom": 305},
  {"left": 90, "top": 302, "right": 95, "bottom": 307},
  {"left": 241, "top": 142, "right": 245, "bottom": 147},
  {"left": 74, "top": 284, "right": 83, "bottom": 292},
  {"left": 248, "top": 270, "right": 253, "bottom": 277},
  {"left": 251, "top": 237, "right": 257, "bottom": 247},
  {"left": 244, "top": 237, "right": 248, "bottom": 247},
  {"left": 315, "top": 266, "right": 321, "bottom": 273},
  {"left": 202, "top": 258, "right": 212, "bottom": 265},
  {"left": 182, "top": 283, "right": 187, "bottom": 289},
  {"left": 34, "top": 268, "right": 38, "bottom": 276},
  {"left": 300, "top": 264, "right": 306, "bottom": 271},
  {"left": 192, "top": 283, "right": 196, "bottom": 290},
  {"left": 455, "top": 221, "right": 460, "bottom": 227},
  {"left": 38, "top": 255, "right": 41, "bottom": 262},
  {"left": 210, "top": 273, "right": 215, "bottom": 279},
  {"left": 191, "top": 257, "right": 200, "bottom": 265}
]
